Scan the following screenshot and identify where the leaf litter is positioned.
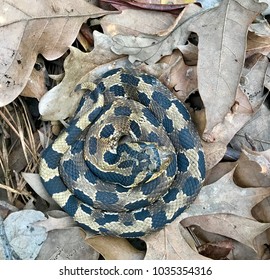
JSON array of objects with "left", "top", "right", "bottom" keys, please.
[{"left": 0, "top": 0, "right": 270, "bottom": 260}]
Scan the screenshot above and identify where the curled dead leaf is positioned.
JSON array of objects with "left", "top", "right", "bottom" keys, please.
[
  {"left": 111, "top": 4, "right": 201, "bottom": 64},
  {"left": 182, "top": 214, "right": 270, "bottom": 254},
  {"left": 143, "top": 219, "right": 208, "bottom": 259},
  {"left": 234, "top": 147, "right": 270, "bottom": 187},
  {"left": 188, "top": 0, "right": 267, "bottom": 139},
  {"left": 101, "top": 9, "right": 175, "bottom": 37},
  {"left": 39, "top": 32, "right": 126, "bottom": 121},
  {"left": 181, "top": 168, "right": 270, "bottom": 220},
  {"left": 0, "top": 0, "right": 115, "bottom": 107}
]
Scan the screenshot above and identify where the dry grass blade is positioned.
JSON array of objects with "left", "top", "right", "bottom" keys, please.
[
  {"left": 0, "top": 183, "right": 33, "bottom": 199},
  {"left": 0, "top": 103, "right": 39, "bottom": 161},
  {"left": 0, "top": 98, "right": 40, "bottom": 205}
]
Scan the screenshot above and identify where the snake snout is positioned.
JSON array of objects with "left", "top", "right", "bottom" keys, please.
[{"left": 140, "top": 143, "right": 174, "bottom": 183}]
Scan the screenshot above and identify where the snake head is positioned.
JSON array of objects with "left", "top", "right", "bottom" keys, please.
[
  {"left": 141, "top": 142, "right": 174, "bottom": 184},
  {"left": 122, "top": 142, "right": 174, "bottom": 187}
]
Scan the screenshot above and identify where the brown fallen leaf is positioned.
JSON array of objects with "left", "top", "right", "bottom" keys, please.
[
  {"left": 35, "top": 210, "right": 76, "bottom": 232},
  {"left": 0, "top": 0, "right": 114, "bottom": 107},
  {"left": 178, "top": 42, "right": 198, "bottom": 66},
  {"left": 188, "top": 0, "right": 267, "bottom": 139},
  {"left": 101, "top": 8, "right": 176, "bottom": 37},
  {"left": 160, "top": 51, "right": 198, "bottom": 101},
  {"left": 39, "top": 32, "right": 127, "bottom": 121},
  {"left": 253, "top": 228, "right": 270, "bottom": 259},
  {"left": 101, "top": 0, "right": 187, "bottom": 11},
  {"left": 247, "top": 31, "right": 270, "bottom": 56},
  {"left": 181, "top": 168, "right": 270, "bottom": 220},
  {"left": 198, "top": 54, "right": 268, "bottom": 168},
  {"left": 204, "top": 161, "right": 237, "bottom": 185},
  {"left": 197, "top": 240, "right": 233, "bottom": 260},
  {"left": 230, "top": 103, "right": 270, "bottom": 151},
  {"left": 191, "top": 225, "right": 260, "bottom": 260},
  {"left": 252, "top": 196, "right": 270, "bottom": 224},
  {"left": 21, "top": 57, "right": 48, "bottom": 100},
  {"left": 234, "top": 147, "right": 270, "bottom": 188},
  {"left": 111, "top": 4, "right": 201, "bottom": 64},
  {"left": 138, "top": 50, "right": 198, "bottom": 101},
  {"left": 142, "top": 219, "right": 208, "bottom": 259},
  {"left": 35, "top": 212, "right": 99, "bottom": 258},
  {"left": 77, "top": 23, "right": 95, "bottom": 52},
  {"left": 249, "top": 15, "right": 270, "bottom": 37},
  {"left": 37, "top": 227, "right": 99, "bottom": 260},
  {"left": 182, "top": 214, "right": 270, "bottom": 253}
]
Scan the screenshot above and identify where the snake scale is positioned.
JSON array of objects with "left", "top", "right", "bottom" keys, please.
[{"left": 39, "top": 68, "right": 205, "bottom": 238}]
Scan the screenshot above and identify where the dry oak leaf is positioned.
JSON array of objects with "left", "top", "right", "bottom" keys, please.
[
  {"left": 35, "top": 211, "right": 76, "bottom": 232},
  {"left": 101, "top": 8, "right": 176, "bottom": 37},
  {"left": 181, "top": 214, "right": 270, "bottom": 253},
  {"left": 39, "top": 32, "right": 126, "bottom": 121},
  {"left": 208, "top": 54, "right": 268, "bottom": 142},
  {"left": 230, "top": 102, "right": 270, "bottom": 151},
  {"left": 197, "top": 240, "right": 234, "bottom": 260},
  {"left": 241, "top": 148, "right": 270, "bottom": 176},
  {"left": 111, "top": 4, "right": 201, "bottom": 64},
  {"left": 199, "top": 54, "right": 268, "bottom": 168},
  {"left": 157, "top": 50, "right": 198, "bottom": 101},
  {"left": 234, "top": 147, "right": 270, "bottom": 188},
  {"left": 247, "top": 31, "right": 270, "bottom": 56},
  {"left": 181, "top": 165, "right": 270, "bottom": 254},
  {"left": 138, "top": 50, "right": 198, "bottom": 101},
  {"left": 204, "top": 161, "right": 237, "bottom": 186},
  {"left": 249, "top": 15, "right": 270, "bottom": 37},
  {"left": 188, "top": 0, "right": 267, "bottom": 140},
  {"left": 36, "top": 211, "right": 98, "bottom": 260},
  {"left": 21, "top": 57, "right": 47, "bottom": 100},
  {"left": 37, "top": 227, "right": 99, "bottom": 260},
  {"left": 142, "top": 219, "right": 208, "bottom": 260},
  {"left": 180, "top": 168, "right": 270, "bottom": 221},
  {"left": 0, "top": 0, "right": 115, "bottom": 107}
]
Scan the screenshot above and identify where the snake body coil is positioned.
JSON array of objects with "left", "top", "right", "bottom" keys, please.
[{"left": 39, "top": 68, "right": 205, "bottom": 238}]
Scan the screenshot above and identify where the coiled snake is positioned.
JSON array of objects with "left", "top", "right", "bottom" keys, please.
[{"left": 39, "top": 68, "right": 205, "bottom": 238}]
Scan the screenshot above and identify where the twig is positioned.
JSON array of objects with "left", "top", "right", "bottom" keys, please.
[{"left": 0, "top": 216, "right": 13, "bottom": 260}]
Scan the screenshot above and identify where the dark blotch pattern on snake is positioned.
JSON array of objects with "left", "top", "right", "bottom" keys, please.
[{"left": 39, "top": 68, "right": 205, "bottom": 238}]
